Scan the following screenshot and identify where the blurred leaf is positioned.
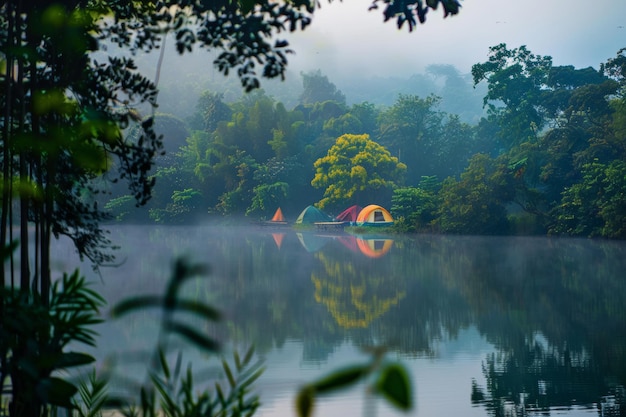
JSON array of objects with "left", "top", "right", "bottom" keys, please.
[
  {"left": 295, "top": 386, "right": 315, "bottom": 417},
  {"left": 57, "top": 351, "right": 96, "bottom": 368},
  {"left": 158, "top": 349, "right": 170, "bottom": 379},
  {"left": 174, "top": 299, "right": 221, "bottom": 321},
  {"left": 239, "top": 0, "right": 256, "bottom": 14},
  {"left": 310, "top": 365, "right": 369, "bottom": 394},
  {"left": 237, "top": 363, "right": 265, "bottom": 392},
  {"left": 215, "top": 383, "right": 226, "bottom": 407},
  {"left": 37, "top": 377, "right": 78, "bottom": 408},
  {"left": 243, "top": 345, "right": 255, "bottom": 367},
  {"left": 164, "top": 258, "right": 209, "bottom": 308},
  {"left": 375, "top": 363, "right": 412, "bottom": 410},
  {"left": 110, "top": 295, "right": 163, "bottom": 317},
  {"left": 222, "top": 359, "right": 236, "bottom": 388},
  {"left": 165, "top": 321, "right": 220, "bottom": 352},
  {"left": 0, "top": 240, "right": 19, "bottom": 261},
  {"left": 76, "top": 369, "right": 109, "bottom": 417}
]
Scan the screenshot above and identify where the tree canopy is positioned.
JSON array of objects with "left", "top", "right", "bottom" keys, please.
[{"left": 311, "top": 134, "right": 406, "bottom": 211}]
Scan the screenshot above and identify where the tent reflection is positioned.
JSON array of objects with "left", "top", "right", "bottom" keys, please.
[{"left": 355, "top": 237, "right": 393, "bottom": 258}]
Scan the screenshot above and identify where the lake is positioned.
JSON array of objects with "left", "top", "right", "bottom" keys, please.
[{"left": 51, "top": 225, "right": 626, "bottom": 417}]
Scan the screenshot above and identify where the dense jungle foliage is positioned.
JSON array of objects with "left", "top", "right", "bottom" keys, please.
[
  {"left": 1, "top": 0, "right": 459, "bottom": 415},
  {"left": 106, "top": 45, "right": 626, "bottom": 239}
]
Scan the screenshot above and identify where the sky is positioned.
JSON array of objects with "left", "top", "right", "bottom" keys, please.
[{"left": 282, "top": 0, "right": 626, "bottom": 79}]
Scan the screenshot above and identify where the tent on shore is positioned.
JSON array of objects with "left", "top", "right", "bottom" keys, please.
[
  {"left": 335, "top": 205, "right": 363, "bottom": 225},
  {"left": 258, "top": 207, "right": 288, "bottom": 227},
  {"left": 270, "top": 207, "right": 286, "bottom": 223},
  {"left": 295, "top": 205, "right": 333, "bottom": 224},
  {"left": 356, "top": 204, "right": 394, "bottom": 226}
]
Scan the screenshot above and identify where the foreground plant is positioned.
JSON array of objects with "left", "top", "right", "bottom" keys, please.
[
  {"left": 0, "top": 261, "right": 105, "bottom": 417},
  {"left": 296, "top": 347, "right": 413, "bottom": 417},
  {"left": 103, "top": 257, "right": 264, "bottom": 417}
]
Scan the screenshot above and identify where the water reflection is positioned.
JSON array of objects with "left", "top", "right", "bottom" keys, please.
[
  {"left": 54, "top": 226, "right": 626, "bottom": 417},
  {"left": 294, "top": 231, "right": 394, "bottom": 258}
]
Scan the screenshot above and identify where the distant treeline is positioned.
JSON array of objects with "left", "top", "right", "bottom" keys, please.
[{"left": 104, "top": 44, "right": 626, "bottom": 239}]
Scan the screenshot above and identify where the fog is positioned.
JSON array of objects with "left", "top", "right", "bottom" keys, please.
[
  {"left": 130, "top": 0, "right": 626, "bottom": 118},
  {"left": 284, "top": 0, "right": 626, "bottom": 78}
]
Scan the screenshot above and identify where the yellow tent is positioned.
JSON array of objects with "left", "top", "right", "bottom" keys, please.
[{"left": 356, "top": 204, "right": 393, "bottom": 226}]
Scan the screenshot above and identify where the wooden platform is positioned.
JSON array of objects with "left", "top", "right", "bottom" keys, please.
[{"left": 314, "top": 222, "right": 345, "bottom": 231}]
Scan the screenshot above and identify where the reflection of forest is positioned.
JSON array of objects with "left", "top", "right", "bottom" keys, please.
[
  {"left": 88, "top": 227, "right": 626, "bottom": 414},
  {"left": 311, "top": 250, "right": 405, "bottom": 329}
]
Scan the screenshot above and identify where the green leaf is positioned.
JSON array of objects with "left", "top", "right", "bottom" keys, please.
[
  {"left": 37, "top": 377, "right": 78, "bottom": 408},
  {"left": 57, "top": 351, "right": 96, "bottom": 368},
  {"left": 375, "top": 363, "right": 412, "bottom": 410},
  {"left": 222, "top": 359, "right": 236, "bottom": 388},
  {"left": 295, "top": 386, "right": 315, "bottom": 417},
  {"left": 158, "top": 349, "right": 170, "bottom": 379},
  {"left": 110, "top": 295, "right": 163, "bottom": 317},
  {"left": 310, "top": 364, "right": 369, "bottom": 394},
  {"left": 239, "top": 0, "right": 256, "bottom": 14},
  {"left": 242, "top": 345, "right": 255, "bottom": 367},
  {"left": 238, "top": 365, "right": 265, "bottom": 391},
  {"left": 166, "top": 321, "right": 221, "bottom": 352},
  {"left": 174, "top": 299, "right": 221, "bottom": 321}
]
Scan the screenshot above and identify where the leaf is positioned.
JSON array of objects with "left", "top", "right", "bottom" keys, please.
[
  {"left": 237, "top": 364, "right": 265, "bottom": 391},
  {"left": 37, "top": 377, "right": 78, "bottom": 408},
  {"left": 310, "top": 365, "right": 369, "bottom": 394},
  {"left": 57, "top": 351, "right": 96, "bottom": 368},
  {"left": 110, "top": 295, "right": 163, "bottom": 318},
  {"left": 165, "top": 321, "right": 221, "bottom": 352},
  {"left": 242, "top": 345, "right": 255, "bottom": 367},
  {"left": 375, "top": 363, "right": 412, "bottom": 410},
  {"left": 295, "top": 386, "right": 315, "bottom": 417},
  {"left": 239, "top": 0, "right": 256, "bottom": 14},
  {"left": 158, "top": 349, "right": 170, "bottom": 379},
  {"left": 222, "top": 359, "right": 236, "bottom": 388},
  {"left": 174, "top": 299, "right": 221, "bottom": 321}
]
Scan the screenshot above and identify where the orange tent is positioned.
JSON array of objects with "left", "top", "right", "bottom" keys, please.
[
  {"left": 270, "top": 208, "right": 286, "bottom": 223},
  {"left": 356, "top": 205, "right": 394, "bottom": 226}
]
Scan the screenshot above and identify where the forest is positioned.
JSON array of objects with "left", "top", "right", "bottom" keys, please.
[
  {"left": 107, "top": 44, "right": 626, "bottom": 239},
  {"left": 1, "top": 0, "right": 625, "bottom": 416}
]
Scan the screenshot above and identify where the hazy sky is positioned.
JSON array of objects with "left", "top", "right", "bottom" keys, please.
[{"left": 283, "top": 0, "right": 626, "bottom": 79}]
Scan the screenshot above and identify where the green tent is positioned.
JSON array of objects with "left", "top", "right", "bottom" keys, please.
[{"left": 295, "top": 205, "right": 333, "bottom": 224}]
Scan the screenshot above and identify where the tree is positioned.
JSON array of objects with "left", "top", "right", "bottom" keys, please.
[
  {"left": 472, "top": 44, "right": 553, "bottom": 149},
  {"left": 436, "top": 154, "right": 515, "bottom": 235},
  {"left": 378, "top": 94, "right": 445, "bottom": 184},
  {"left": 311, "top": 134, "right": 406, "bottom": 211},
  {"left": 426, "top": 64, "right": 485, "bottom": 122},
  {"left": 299, "top": 70, "right": 346, "bottom": 105},
  {"left": 391, "top": 186, "right": 437, "bottom": 232},
  {"left": 370, "top": 0, "right": 460, "bottom": 31},
  {"left": 1, "top": 3, "right": 162, "bottom": 304},
  {"left": 188, "top": 91, "right": 233, "bottom": 132},
  {"left": 1, "top": 0, "right": 463, "bottom": 415},
  {"left": 551, "top": 160, "right": 626, "bottom": 239}
]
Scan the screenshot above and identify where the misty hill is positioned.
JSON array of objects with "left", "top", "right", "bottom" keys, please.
[{"left": 131, "top": 45, "right": 487, "bottom": 124}]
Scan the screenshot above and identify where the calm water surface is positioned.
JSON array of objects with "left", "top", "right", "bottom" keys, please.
[{"left": 52, "top": 225, "right": 626, "bottom": 417}]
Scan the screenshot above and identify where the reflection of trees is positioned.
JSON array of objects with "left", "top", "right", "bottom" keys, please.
[
  {"left": 472, "top": 338, "right": 606, "bottom": 416},
  {"left": 311, "top": 252, "right": 405, "bottom": 329},
  {"left": 444, "top": 236, "right": 626, "bottom": 415},
  {"left": 95, "top": 227, "right": 626, "bottom": 411}
]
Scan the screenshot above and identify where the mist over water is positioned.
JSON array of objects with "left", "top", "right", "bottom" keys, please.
[{"left": 54, "top": 225, "right": 626, "bottom": 417}]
